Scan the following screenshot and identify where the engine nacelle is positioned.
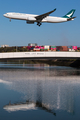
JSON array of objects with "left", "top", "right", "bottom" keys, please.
[{"left": 27, "top": 20, "right": 34, "bottom": 24}]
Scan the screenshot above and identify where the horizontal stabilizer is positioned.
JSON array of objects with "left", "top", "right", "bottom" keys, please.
[{"left": 67, "top": 16, "right": 76, "bottom": 21}]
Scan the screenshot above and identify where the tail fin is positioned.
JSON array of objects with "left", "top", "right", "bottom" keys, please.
[{"left": 63, "top": 9, "right": 76, "bottom": 18}]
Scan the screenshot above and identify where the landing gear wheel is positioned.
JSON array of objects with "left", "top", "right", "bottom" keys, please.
[{"left": 37, "top": 22, "right": 42, "bottom": 26}]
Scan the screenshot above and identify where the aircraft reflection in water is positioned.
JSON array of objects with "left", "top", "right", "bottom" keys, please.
[
  {"left": 1, "top": 66, "right": 80, "bottom": 114},
  {"left": 3, "top": 101, "right": 36, "bottom": 112},
  {"left": 3, "top": 100, "right": 56, "bottom": 116}
]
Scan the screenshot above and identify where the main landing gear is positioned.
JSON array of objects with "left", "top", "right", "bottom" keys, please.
[{"left": 37, "top": 22, "right": 42, "bottom": 26}]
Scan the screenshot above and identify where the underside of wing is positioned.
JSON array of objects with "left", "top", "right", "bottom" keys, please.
[{"left": 35, "top": 8, "right": 56, "bottom": 21}]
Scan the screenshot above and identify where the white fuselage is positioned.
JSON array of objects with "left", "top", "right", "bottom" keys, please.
[
  {"left": 3, "top": 12, "right": 68, "bottom": 23},
  {"left": 4, "top": 103, "right": 36, "bottom": 112}
]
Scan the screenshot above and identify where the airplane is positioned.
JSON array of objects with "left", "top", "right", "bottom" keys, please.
[
  {"left": 3, "top": 100, "right": 56, "bottom": 116},
  {"left": 3, "top": 9, "right": 76, "bottom": 26}
]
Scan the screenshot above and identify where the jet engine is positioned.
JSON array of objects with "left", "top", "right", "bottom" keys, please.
[{"left": 27, "top": 20, "right": 34, "bottom": 24}]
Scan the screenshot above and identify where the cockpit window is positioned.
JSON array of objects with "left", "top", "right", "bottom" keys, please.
[{"left": 5, "top": 13, "right": 8, "bottom": 15}]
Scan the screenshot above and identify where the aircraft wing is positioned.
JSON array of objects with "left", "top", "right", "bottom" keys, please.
[{"left": 35, "top": 8, "right": 56, "bottom": 21}]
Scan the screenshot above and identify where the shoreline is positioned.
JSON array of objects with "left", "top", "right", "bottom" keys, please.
[{"left": 0, "top": 59, "right": 80, "bottom": 68}]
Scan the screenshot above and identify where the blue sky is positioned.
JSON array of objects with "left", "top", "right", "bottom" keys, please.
[{"left": 0, "top": 0, "right": 80, "bottom": 46}]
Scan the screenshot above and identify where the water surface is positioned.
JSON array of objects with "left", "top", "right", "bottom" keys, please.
[{"left": 0, "top": 63, "right": 80, "bottom": 120}]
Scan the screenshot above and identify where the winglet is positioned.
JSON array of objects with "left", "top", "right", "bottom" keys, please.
[
  {"left": 50, "top": 8, "right": 56, "bottom": 13},
  {"left": 53, "top": 8, "right": 56, "bottom": 12}
]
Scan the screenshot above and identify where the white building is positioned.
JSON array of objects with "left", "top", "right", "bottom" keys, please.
[{"left": 1, "top": 45, "right": 9, "bottom": 48}]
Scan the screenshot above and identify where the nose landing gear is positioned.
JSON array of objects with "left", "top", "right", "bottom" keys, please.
[{"left": 9, "top": 18, "right": 11, "bottom": 22}]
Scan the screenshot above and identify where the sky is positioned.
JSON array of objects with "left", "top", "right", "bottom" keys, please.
[{"left": 0, "top": 0, "right": 80, "bottom": 47}]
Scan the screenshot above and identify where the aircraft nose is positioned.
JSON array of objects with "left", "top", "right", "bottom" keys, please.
[
  {"left": 3, "top": 14, "right": 6, "bottom": 17},
  {"left": 3, "top": 14, "right": 7, "bottom": 17}
]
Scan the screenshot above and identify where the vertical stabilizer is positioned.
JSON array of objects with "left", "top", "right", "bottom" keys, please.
[{"left": 63, "top": 9, "right": 76, "bottom": 18}]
